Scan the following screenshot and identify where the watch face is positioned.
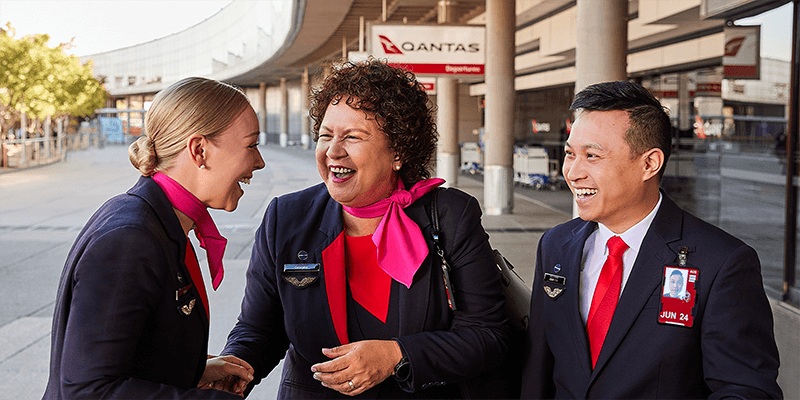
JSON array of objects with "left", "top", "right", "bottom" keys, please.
[{"left": 394, "top": 358, "right": 410, "bottom": 378}]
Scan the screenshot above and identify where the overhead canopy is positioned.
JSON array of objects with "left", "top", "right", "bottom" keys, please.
[{"left": 225, "top": 0, "right": 487, "bottom": 87}]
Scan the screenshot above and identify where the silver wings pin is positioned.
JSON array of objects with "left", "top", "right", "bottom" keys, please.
[
  {"left": 543, "top": 286, "right": 564, "bottom": 299},
  {"left": 284, "top": 276, "right": 317, "bottom": 288},
  {"left": 180, "top": 298, "right": 196, "bottom": 315}
]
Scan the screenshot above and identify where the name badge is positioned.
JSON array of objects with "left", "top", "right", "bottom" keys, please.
[
  {"left": 176, "top": 284, "right": 193, "bottom": 300},
  {"left": 283, "top": 263, "right": 320, "bottom": 273},
  {"left": 544, "top": 272, "right": 566, "bottom": 286},
  {"left": 283, "top": 263, "right": 320, "bottom": 289},
  {"left": 658, "top": 266, "right": 698, "bottom": 327}
]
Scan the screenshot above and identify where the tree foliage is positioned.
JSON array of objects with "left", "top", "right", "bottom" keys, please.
[{"left": 1, "top": 23, "right": 106, "bottom": 136}]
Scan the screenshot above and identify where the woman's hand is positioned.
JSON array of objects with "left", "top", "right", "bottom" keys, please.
[
  {"left": 197, "top": 355, "right": 255, "bottom": 397},
  {"left": 311, "top": 340, "right": 403, "bottom": 396}
]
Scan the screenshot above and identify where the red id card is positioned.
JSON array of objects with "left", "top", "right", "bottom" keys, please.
[{"left": 658, "top": 266, "right": 698, "bottom": 327}]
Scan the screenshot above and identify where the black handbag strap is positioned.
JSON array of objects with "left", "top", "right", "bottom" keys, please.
[
  {"left": 430, "top": 188, "right": 457, "bottom": 311},
  {"left": 431, "top": 188, "right": 440, "bottom": 233}
]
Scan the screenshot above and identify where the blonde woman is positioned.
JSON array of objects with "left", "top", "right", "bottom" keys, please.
[{"left": 44, "top": 77, "right": 264, "bottom": 399}]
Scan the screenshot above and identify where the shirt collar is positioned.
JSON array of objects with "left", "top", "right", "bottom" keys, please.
[{"left": 596, "top": 192, "right": 662, "bottom": 255}]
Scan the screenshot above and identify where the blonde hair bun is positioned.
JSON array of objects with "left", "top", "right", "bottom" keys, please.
[
  {"left": 129, "top": 77, "right": 250, "bottom": 176},
  {"left": 128, "top": 135, "right": 158, "bottom": 176}
]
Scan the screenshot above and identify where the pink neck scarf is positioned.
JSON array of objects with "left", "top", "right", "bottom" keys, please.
[
  {"left": 342, "top": 178, "right": 444, "bottom": 288},
  {"left": 152, "top": 172, "right": 226, "bottom": 290}
]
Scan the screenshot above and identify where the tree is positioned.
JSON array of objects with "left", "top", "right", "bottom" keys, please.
[{"left": 0, "top": 23, "right": 106, "bottom": 138}]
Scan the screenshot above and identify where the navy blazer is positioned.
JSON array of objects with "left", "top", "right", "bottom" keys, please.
[
  {"left": 521, "top": 193, "right": 782, "bottom": 399},
  {"left": 44, "top": 176, "right": 239, "bottom": 399},
  {"left": 223, "top": 183, "right": 510, "bottom": 399}
]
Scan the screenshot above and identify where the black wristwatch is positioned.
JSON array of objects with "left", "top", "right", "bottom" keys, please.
[{"left": 393, "top": 357, "right": 410, "bottom": 379}]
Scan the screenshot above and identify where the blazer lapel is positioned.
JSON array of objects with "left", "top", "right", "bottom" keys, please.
[
  {"left": 590, "top": 194, "right": 683, "bottom": 377},
  {"left": 312, "top": 189, "right": 438, "bottom": 343},
  {"left": 129, "top": 177, "right": 209, "bottom": 329},
  {"left": 314, "top": 197, "right": 349, "bottom": 345},
  {"left": 128, "top": 176, "right": 186, "bottom": 247},
  {"left": 563, "top": 221, "right": 598, "bottom": 379},
  {"left": 321, "top": 231, "right": 348, "bottom": 345},
  {"left": 396, "top": 196, "right": 433, "bottom": 336}
]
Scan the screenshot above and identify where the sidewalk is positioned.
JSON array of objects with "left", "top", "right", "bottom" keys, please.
[
  {"left": 0, "top": 144, "right": 572, "bottom": 399},
  {"left": 451, "top": 175, "right": 572, "bottom": 285}
]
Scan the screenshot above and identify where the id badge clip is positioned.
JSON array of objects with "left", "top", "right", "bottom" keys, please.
[{"left": 658, "top": 247, "right": 698, "bottom": 328}]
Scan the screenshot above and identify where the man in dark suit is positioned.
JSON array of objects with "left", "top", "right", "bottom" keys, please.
[{"left": 521, "top": 81, "right": 781, "bottom": 399}]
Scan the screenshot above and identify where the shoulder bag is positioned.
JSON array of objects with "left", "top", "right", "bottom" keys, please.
[{"left": 429, "top": 188, "right": 530, "bottom": 399}]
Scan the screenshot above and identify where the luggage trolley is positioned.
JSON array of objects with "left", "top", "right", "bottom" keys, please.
[
  {"left": 513, "top": 146, "right": 560, "bottom": 189},
  {"left": 460, "top": 142, "right": 483, "bottom": 174}
]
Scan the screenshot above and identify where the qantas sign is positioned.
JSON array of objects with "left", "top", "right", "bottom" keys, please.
[
  {"left": 378, "top": 35, "right": 480, "bottom": 55},
  {"left": 371, "top": 24, "right": 485, "bottom": 75},
  {"left": 378, "top": 35, "right": 404, "bottom": 55},
  {"left": 722, "top": 26, "right": 759, "bottom": 80}
]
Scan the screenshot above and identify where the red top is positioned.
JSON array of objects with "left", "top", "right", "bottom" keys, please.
[
  {"left": 345, "top": 235, "right": 391, "bottom": 323},
  {"left": 184, "top": 241, "right": 209, "bottom": 319}
]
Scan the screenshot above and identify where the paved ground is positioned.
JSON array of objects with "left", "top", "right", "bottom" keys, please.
[{"left": 0, "top": 144, "right": 571, "bottom": 399}]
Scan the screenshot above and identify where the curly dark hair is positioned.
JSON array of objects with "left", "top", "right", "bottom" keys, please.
[{"left": 309, "top": 59, "right": 437, "bottom": 184}]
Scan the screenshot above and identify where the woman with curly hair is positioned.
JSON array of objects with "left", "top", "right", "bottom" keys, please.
[{"left": 222, "top": 60, "right": 510, "bottom": 399}]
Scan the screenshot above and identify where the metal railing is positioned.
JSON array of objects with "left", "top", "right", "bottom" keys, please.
[
  {"left": 1, "top": 137, "right": 63, "bottom": 169},
  {"left": 1, "top": 132, "right": 101, "bottom": 170}
]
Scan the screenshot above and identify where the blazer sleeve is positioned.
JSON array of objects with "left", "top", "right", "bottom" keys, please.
[
  {"left": 520, "top": 231, "right": 556, "bottom": 399},
  {"left": 58, "top": 226, "right": 238, "bottom": 399},
  {"left": 222, "top": 197, "right": 291, "bottom": 387},
  {"left": 701, "top": 244, "right": 782, "bottom": 399},
  {"left": 395, "top": 195, "right": 510, "bottom": 391}
]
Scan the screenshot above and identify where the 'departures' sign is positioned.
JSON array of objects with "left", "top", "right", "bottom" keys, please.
[
  {"left": 723, "top": 25, "right": 760, "bottom": 80},
  {"left": 369, "top": 24, "right": 485, "bottom": 76}
]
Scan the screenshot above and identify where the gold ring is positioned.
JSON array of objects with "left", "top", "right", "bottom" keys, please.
[{"left": 348, "top": 380, "right": 355, "bottom": 390}]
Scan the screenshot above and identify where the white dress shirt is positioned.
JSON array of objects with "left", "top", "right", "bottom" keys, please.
[{"left": 579, "top": 193, "right": 663, "bottom": 324}]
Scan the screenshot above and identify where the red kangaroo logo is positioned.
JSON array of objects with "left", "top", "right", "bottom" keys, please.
[
  {"left": 725, "top": 36, "right": 746, "bottom": 57},
  {"left": 378, "top": 35, "right": 403, "bottom": 55}
]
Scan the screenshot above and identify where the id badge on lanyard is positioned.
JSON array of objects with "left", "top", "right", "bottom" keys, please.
[{"left": 658, "top": 247, "right": 698, "bottom": 327}]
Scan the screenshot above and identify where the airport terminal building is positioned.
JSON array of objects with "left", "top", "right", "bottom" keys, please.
[{"left": 81, "top": 1, "right": 798, "bottom": 395}]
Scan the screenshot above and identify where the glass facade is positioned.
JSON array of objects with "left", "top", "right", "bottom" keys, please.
[
  {"left": 513, "top": 56, "right": 792, "bottom": 302},
  {"left": 656, "top": 58, "right": 791, "bottom": 301}
]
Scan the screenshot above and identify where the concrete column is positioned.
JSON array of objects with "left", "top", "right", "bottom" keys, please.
[
  {"left": 279, "top": 77, "right": 289, "bottom": 148},
  {"left": 436, "top": 0, "right": 459, "bottom": 187},
  {"left": 574, "top": 0, "right": 627, "bottom": 93},
  {"left": 57, "top": 117, "right": 64, "bottom": 160},
  {"left": 438, "top": 0, "right": 456, "bottom": 23},
  {"left": 678, "top": 73, "right": 691, "bottom": 132},
  {"left": 258, "top": 82, "right": 267, "bottom": 145},
  {"left": 437, "top": 78, "right": 459, "bottom": 186},
  {"left": 573, "top": 0, "right": 627, "bottom": 217},
  {"left": 359, "top": 17, "right": 365, "bottom": 52},
  {"left": 20, "top": 113, "right": 27, "bottom": 166},
  {"left": 300, "top": 69, "right": 311, "bottom": 149},
  {"left": 123, "top": 96, "right": 131, "bottom": 138},
  {"left": 44, "top": 116, "right": 51, "bottom": 158},
  {"left": 483, "top": 0, "right": 515, "bottom": 215}
]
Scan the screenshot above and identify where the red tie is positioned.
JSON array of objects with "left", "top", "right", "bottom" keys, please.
[{"left": 586, "top": 236, "right": 628, "bottom": 368}]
